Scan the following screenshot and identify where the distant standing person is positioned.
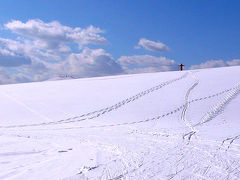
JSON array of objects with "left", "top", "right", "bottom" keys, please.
[{"left": 179, "top": 64, "right": 184, "bottom": 71}]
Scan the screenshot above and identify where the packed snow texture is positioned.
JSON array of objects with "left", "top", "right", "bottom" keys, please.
[{"left": 0, "top": 66, "right": 240, "bottom": 179}]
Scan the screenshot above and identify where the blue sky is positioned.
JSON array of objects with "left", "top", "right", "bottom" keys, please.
[{"left": 0, "top": 0, "right": 240, "bottom": 84}]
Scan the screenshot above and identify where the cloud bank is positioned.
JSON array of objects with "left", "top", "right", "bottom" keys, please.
[
  {"left": 0, "top": 19, "right": 122, "bottom": 84},
  {"left": 118, "top": 55, "right": 177, "bottom": 73},
  {"left": 190, "top": 59, "right": 240, "bottom": 70},
  {"left": 0, "top": 19, "right": 179, "bottom": 85},
  {"left": 0, "top": 19, "right": 239, "bottom": 85}
]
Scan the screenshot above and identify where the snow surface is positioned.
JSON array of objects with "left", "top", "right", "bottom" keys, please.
[{"left": 0, "top": 66, "right": 240, "bottom": 179}]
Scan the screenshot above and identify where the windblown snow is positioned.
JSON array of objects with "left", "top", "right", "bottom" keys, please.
[{"left": 0, "top": 66, "right": 240, "bottom": 180}]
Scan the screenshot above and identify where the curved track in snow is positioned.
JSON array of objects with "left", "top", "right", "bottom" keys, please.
[
  {"left": 181, "top": 77, "right": 199, "bottom": 132},
  {"left": 0, "top": 73, "right": 188, "bottom": 128},
  {"left": 10, "top": 83, "right": 240, "bottom": 131}
]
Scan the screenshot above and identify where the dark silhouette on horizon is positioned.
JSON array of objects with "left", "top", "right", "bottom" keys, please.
[{"left": 179, "top": 64, "right": 184, "bottom": 71}]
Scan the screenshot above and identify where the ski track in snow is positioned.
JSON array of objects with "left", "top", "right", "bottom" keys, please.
[
  {"left": 1, "top": 92, "right": 54, "bottom": 122},
  {"left": 181, "top": 72, "right": 199, "bottom": 134},
  {"left": 1, "top": 67, "right": 240, "bottom": 180},
  {"left": 1, "top": 83, "right": 237, "bottom": 131},
  {"left": 65, "top": 133, "right": 240, "bottom": 180},
  {"left": 12, "top": 83, "right": 238, "bottom": 131},
  {"left": 196, "top": 83, "right": 240, "bottom": 126},
  {"left": 0, "top": 72, "right": 188, "bottom": 128},
  {"left": 71, "top": 80, "right": 240, "bottom": 179}
]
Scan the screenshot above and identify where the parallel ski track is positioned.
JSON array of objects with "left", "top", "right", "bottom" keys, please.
[
  {"left": 0, "top": 73, "right": 188, "bottom": 128},
  {"left": 196, "top": 83, "right": 240, "bottom": 127},
  {"left": 183, "top": 82, "right": 240, "bottom": 142},
  {"left": 1, "top": 77, "right": 239, "bottom": 130},
  {"left": 16, "top": 84, "right": 239, "bottom": 131}
]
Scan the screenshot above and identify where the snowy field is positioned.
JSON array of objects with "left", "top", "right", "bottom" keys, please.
[{"left": 0, "top": 66, "right": 240, "bottom": 180}]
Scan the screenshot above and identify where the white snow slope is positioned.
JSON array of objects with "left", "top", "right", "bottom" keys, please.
[{"left": 0, "top": 66, "right": 240, "bottom": 180}]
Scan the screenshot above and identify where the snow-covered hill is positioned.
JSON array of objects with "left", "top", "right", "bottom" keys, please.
[{"left": 0, "top": 66, "right": 240, "bottom": 179}]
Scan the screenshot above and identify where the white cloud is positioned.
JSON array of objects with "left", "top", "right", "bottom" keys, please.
[
  {"left": 0, "top": 48, "right": 123, "bottom": 84},
  {"left": 0, "top": 18, "right": 121, "bottom": 84},
  {"left": 190, "top": 59, "right": 240, "bottom": 70},
  {"left": 0, "top": 51, "right": 31, "bottom": 67},
  {"left": 135, "top": 38, "right": 169, "bottom": 52},
  {"left": 118, "top": 55, "right": 178, "bottom": 73},
  {"left": 0, "top": 19, "right": 109, "bottom": 70},
  {"left": 5, "top": 19, "right": 107, "bottom": 51},
  {"left": 0, "top": 67, "right": 31, "bottom": 85},
  {"left": 0, "top": 19, "right": 119, "bottom": 84},
  {"left": 0, "top": 40, "right": 31, "bottom": 67},
  {"left": 0, "top": 37, "right": 62, "bottom": 64},
  {"left": 226, "top": 59, "right": 240, "bottom": 66},
  {"left": 62, "top": 48, "right": 123, "bottom": 77},
  {"left": 1, "top": 48, "right": 179, "bottom": 84},
  {"left": 0, "top": 67, "right": 10, "bottom": 84},
  {"left": 0, "top": 19, "right": 179, "bottom": 85}
]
